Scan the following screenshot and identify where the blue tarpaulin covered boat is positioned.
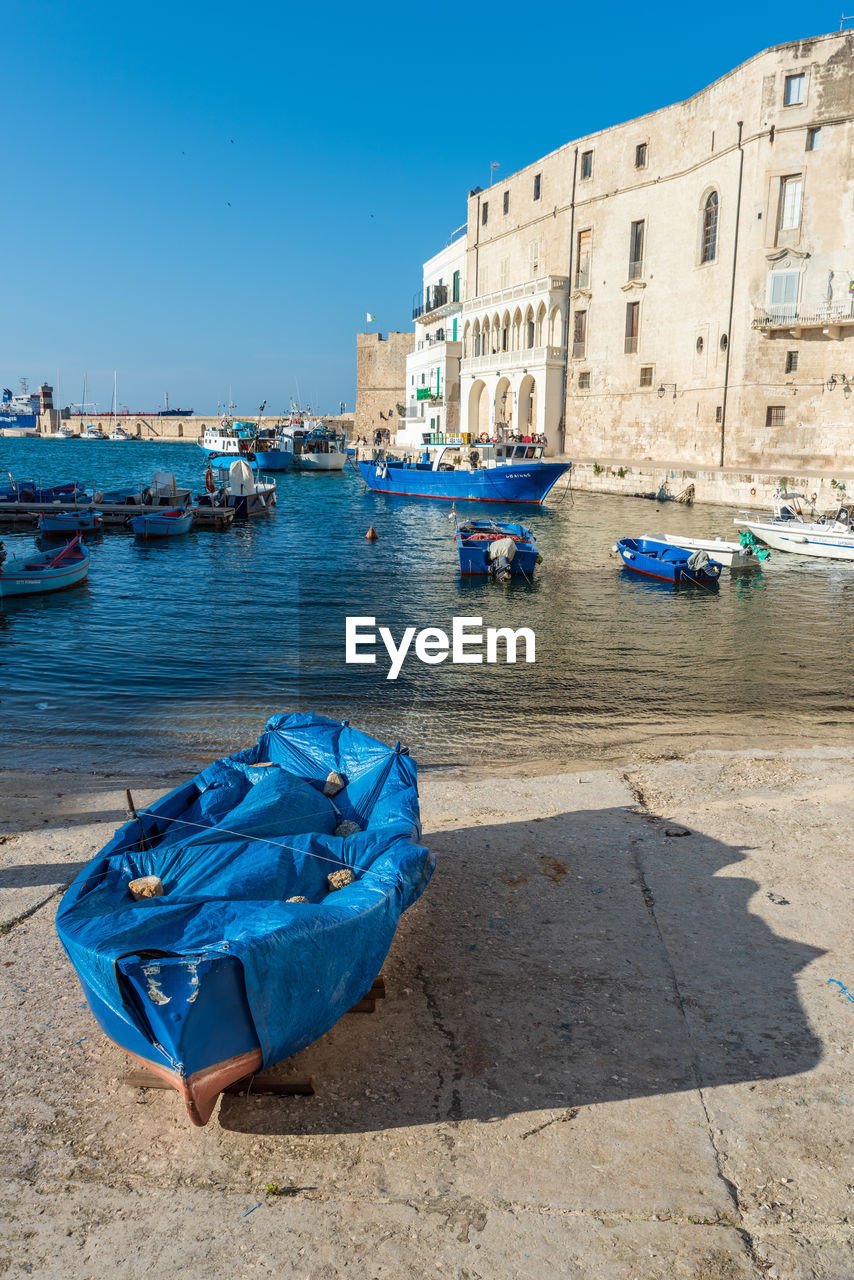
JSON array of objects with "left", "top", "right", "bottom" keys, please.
[{"left": 56, "top": 713, "right": 434, "bottom": 1125}]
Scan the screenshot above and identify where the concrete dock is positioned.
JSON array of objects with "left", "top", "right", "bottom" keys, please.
[{"left": 1, "top": 748, "right": 852, "bottom": 1278}]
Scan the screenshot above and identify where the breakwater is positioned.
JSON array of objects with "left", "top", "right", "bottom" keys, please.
[{"left": 35, "top": 411, "right": 354, "bottom": 442}]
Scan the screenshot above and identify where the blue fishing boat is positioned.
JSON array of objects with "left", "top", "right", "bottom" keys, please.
[
  {"left": 0, "top": 536, "right": 90, "bottom": 597},
  {"left": 130, "top": 508, "right": 194, "bottom": 538},
  {"left": 38, "top": 510, "right": 102, "bottom": 534},
  {"left": 616, "top": 537, "right": 722, "bottom": 585},
  {"left": 56, "top": 712, "right": 434, "bottom": 1126},
  {"left": 0, "top": 478, "right": 90, "bottom": 505},
  {"left": 454, "top": 519, "right": 540, "bottom": 580},
  {"left": 358, "top": 442, "right": 569, "bottom": 505}
]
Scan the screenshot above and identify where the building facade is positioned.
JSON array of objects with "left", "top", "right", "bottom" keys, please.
[
  {"left": 455, "top": 30, "right": 854, "bottom": 469},
  {"left": 396, "top": 233, "right": 466, "bottom": 448}
]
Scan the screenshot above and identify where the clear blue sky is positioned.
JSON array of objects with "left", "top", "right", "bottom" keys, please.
[{"left": 0, "top": 1, "right": 834, "bottom": 416}]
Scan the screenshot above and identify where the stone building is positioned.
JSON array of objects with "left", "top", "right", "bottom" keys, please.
[
  {"left": 457, "top": 29, "right": 854, "bottom": 469},
  {"left": 354, "top": 331, "right": 414, "bottom": 441}
]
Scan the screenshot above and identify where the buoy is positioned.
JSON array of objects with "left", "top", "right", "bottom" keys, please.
[{"left": 365, "top": 526, "right": 379, "bottom": 541}]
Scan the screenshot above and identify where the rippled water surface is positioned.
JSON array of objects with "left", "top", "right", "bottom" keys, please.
[{"left": 2, "top": 438, "right": 853, "bottom": 771}]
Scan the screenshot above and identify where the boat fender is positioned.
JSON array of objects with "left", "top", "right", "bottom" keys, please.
[
  {"left": 365, "top": 526, "right": 379, "bottom": 541},
  {"left": 204, "top": 467, "right": 215, "bottom": 493},
  {"left": 469, "top": 450, "right": 480, "bottom": 466},
  {"left": 478, "top": 433, "right": 489, "bottom": 443}
]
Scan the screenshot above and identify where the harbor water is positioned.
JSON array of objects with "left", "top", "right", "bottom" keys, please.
[{"left": 1, "top": 437, "right": 853, "bottom": 773}]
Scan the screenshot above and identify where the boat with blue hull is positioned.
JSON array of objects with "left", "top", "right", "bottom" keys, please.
[
  {"left": 359, "top": 442, "right": 569, "bottom": 505},
  {"left": 56, "top": 712, "right": 434, "bottom": 1126},
  {"left": 0, "top": 479, "right": 90, "bottom": 506},
  {"left": 130, "top": 508, "right": 194, "bottom": 538},
  {"left": 0, "top": 536, "right": 90, "bottom": 597},
  {"left": 455, "top": 520, "right": 540, "bottom": 579},
  {"left": 0, "top": 382, "right": 40, "bottom": 435},
  {"left": 39, "top": 510, "right": 102, "bottom": 534},
  {"left": 616, "top": 537, "right": 722, "bottom": 586}
]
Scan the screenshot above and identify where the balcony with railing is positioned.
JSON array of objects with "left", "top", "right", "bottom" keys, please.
[
  {"left": 463, "top": 275, "right": 569, "bottom": 313},
  {"left": 413, "top": 281, "right": 463, "bottom": 323},
  {"left": 753, "top": 302, "right": 854, "bottom": 333},
  {"left": 461, "top": 345, "right": 566, "bottom": 375},
  {"left": 574, "top": 258, "right": 591, "bottom": 290}
]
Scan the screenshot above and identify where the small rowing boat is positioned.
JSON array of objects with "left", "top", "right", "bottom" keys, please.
[
  {"left": 130, "top": 508, "right": 193, "bottom": 538},
  {"left": 616, "top": 537, "right": 722, "bottom": 586},
  {"left": 56, "top": 712, "right": 434, "bottom": 1126},
  {"left": 454, "top": 519, "right": 540, "bottom": 580},
  {"left": 38, "top": 510, "right": 102, "bottom": 534},
  {"left": 0, "top": 535, "right": 90, "bottom": 597}
]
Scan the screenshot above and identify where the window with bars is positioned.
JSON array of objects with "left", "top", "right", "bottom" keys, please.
[
  {"left": 578, "top": 371, "right": 591, "bottom": 390},
  {"left": 624, "top": 301, "right": 639, "bottom": 353},
  {"left": 503, "top": 190, "right": 510, "bottom": 214},
  {"left": 639, "top": 366, "right": 653, "bottom": 387},
  {"left": 580, "top": 150, "right": 593, "bottom": 179},
  {"left": 628, "top": 220, "right": 645, "bottom": 279},
  {"left": 635, "top": 143, "right": 647, "bottom": 169},
  {"left": 784, "top": 73, "right": 804, "bottom": 105},
  {"left": 572, "top": 310, "right": 587, "bottom": 359},
  {"left": 533, "top": 173, "right": 541, "bottom": 201},
  {"left": 765, "top": 405, "right": 786, "bottom": 426},
  {"left": 785, "top": 350, "right": 799, "bottom": 373},
  {"left": 701, "top": 191, "right": 718, "bottom": 263},
  {"left": 778, "top": 176, "right": 803, "bottom": 230},
  {"left": 715, "top": 406, "right": 722, "bottom": 423}
]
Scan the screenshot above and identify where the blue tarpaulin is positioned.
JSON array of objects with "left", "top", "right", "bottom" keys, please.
[{"left": 56, "top": 713, "right": 434, "bottom": 1077}]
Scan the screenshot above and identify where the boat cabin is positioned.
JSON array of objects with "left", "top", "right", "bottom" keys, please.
[{"left": 406, "top": 442, "right": 545, "bottom": 471}]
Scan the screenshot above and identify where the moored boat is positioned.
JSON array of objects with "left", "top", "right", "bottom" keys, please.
[
  {"left": 0, "top": 535, "right": 90, "bottom": 597},
  {"left": 197, "top": 457, "right": 276, "bottom": 517},
  {"left": 454, "top": 519, "right": 540, "bottom": 580},
  {"left": 284, "top": 419, "right": 346, "bottom": 471},
  {"left": 80, "top": 425, "right": 108, "bottom": 441},
  {"left": 616, "top": 537, "right": 722, "bottom": 585},
  {"left": 38, "top": 509, "right": 102, "bottom": 534},
  {"left": 55, "top": 423, "right": 79, "bottom": 440},
  {"left": 653, "top": 532, "right": 767, "bottom": 569},
  {"left": 130, "top": 508, "right": 194, "bottom": 538},
  {"left": 55, "top": 712, "right": 434, "bottom": 1126},
  {"left": 359, "top": 442, "right": 569, "bottom": 505},
  {"left": 735, "top": 491, "right": 854, "bottom": 561}
]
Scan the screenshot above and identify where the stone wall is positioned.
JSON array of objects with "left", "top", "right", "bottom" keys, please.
[
  {"left": 355, "top": 332, "right": 414, "bottom": 440},
  {"left": 37, "top": 413, "right": 354, "bottom": 442},
  {"left": 460, "top": 29, "right": 854, "bottom": 469}
]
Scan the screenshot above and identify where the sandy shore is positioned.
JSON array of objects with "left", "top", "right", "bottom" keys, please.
[{"left": 2, "top": 745, "right": 853, "bottom": 1279}]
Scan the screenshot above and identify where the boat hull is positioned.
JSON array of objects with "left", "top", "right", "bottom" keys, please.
[
  {"left": 358, "top": 459, "right": 569, "bottom": 505},
  {"left": 617, "top": 537, "right": 721, "bottom": 585},
  {"left": 738, "top": 520, "right": 854, "bottom": 561},
  {"left": 294, "top": 453, "right": 345, "bottom": 472},
  {"left": 656, "top": 534, "right": 758, "bottom": 569},
  {"left": 39, "top": 511, "right": 101, "bottom": 533},
  {"left": 0, "top": 549, "right": 90, "bottom": 596},
  {"left": 56, "top": 713, "right": 435, "bottom": 1126},
  {"left": 131, "top": 512, "right": 193, "bottom": 537},
  {"left": 254, "top": 448, "right": 293, "bottom": 471},
  {"left": 454, "top": 522, "right": 540, "bottom": 576}
]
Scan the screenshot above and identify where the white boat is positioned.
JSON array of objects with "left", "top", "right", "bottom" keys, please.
[
  {"left": 55, "top": 423, "right": 79, "bottom": 440},
  {"left": 735, "top": 491, "right": 854, "bottom": 561},
  {"left": 108, "top": 426, "right": 134, "bottom": 440},
  {"left": 80, "top": 424, "right": 108, "bottom": 441},
  {"left": 654, "top": 533, "right": 764, "bottom": 569},
  {"left": 283, "top": 418, "right": 346, "bottom": 471}
]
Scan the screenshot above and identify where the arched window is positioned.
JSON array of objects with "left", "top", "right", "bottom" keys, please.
[{"left": 702, "top": 192, "right": 718, "bottom": 263}]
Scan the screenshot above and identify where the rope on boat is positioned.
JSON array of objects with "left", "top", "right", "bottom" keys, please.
[{"left": 131, "top": 808, "right": 400, "bottom": 886}]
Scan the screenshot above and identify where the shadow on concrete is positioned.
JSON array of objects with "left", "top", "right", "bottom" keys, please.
[
  {"left": 218, "top": 802, "right": 825, "bottom": 1135},
  {"left": 0, "top": 862, "right": 88, "bottom": 889}
]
